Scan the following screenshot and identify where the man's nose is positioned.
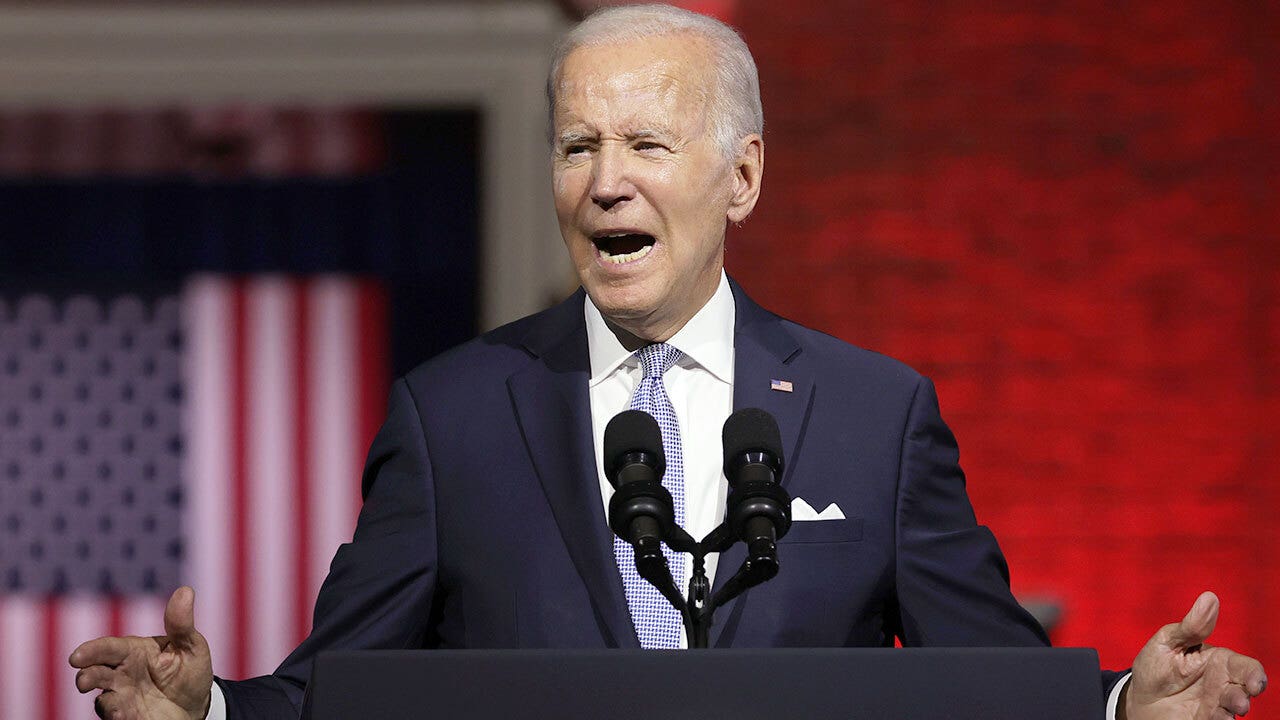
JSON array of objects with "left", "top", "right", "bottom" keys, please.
[{"left": 589, "top": 146, "right": 635, "bottom": 210}]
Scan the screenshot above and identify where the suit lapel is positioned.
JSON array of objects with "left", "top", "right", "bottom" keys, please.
[
  {"left": 710, "top": 281, "right": 815, "bottom": 647},
  {"left": 506, "top": 292, "right": 637, "bottom": 648},
  {"left": 728, "top": 285, "right": 814, "bottom": 491}
]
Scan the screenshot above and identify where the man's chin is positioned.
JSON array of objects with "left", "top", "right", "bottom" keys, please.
[
  {"left": 592, "top": 298, "right": 657, "bottom": 329},
  {"left": 585, "top": 285, "right": 666, "bottom": 340},
  {"left": 584, "top": 273, "right": 717, "bottom": 343},
  {"left": 584, "top": 278, "right": 658, "bottom": 317}
]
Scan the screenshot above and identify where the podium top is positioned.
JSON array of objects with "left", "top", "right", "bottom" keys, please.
[{"left": 304, "top": 647, "right": 1104, "bottom": 720}]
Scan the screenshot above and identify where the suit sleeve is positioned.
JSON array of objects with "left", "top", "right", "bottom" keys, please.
[
  {"left": 892, "top": 376, "right": 1049, "bottom": 648},
  {"left": 218, "top": 377, "right": 441, "bottom": 718}
]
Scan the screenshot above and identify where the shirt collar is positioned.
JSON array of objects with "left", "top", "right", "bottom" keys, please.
[{"left": 585, "top": 271, "right": 735, "bottom": 385}]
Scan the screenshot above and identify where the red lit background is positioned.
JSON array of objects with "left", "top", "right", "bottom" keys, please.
[{"left": 714, "top": 0, "right": 1279, "bottom": 671}]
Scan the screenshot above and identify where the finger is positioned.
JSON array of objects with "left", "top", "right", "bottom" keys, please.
[
  {"left": 70, "top": 636, "right": 153, "bottom": 669},
  {"left": 1164, "top": 591, "right": 1219, "bottom": 650},
  {"left": 95, "top": 660, "right": 152, "bottom": 720},
  {"left": 161, "top": 586, "right": 197, "bottom": 647},
  {"left": 1226, "top": 652, "right": 1268, "bottom": 696},
  {"left": 1220, "top": 683, "right": 1251, "bottom": 716},
  {"left": 95, "top": 689, "right": 143, "bottom": 720},
  {"left": 94, "top": 690, "right": 132, "bottom": 720},
  {"left": 76, "top": 665, "right": 116, "bottom": 693}
]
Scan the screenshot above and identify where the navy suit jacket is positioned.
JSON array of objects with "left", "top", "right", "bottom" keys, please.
[{"left": 219, "top": 280, "right": 1107, "bottom": 717}]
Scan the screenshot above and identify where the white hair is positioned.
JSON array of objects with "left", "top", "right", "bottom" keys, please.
[{"left": 546, "top": 3, "right": 764, "bottom": 161}]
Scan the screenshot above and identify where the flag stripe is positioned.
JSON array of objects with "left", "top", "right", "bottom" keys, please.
[
  {"left": 2, "top": 596, "right": 44, "bottom": 718},
  {"left": 309, "top": 279, "right": 360, "bottom": 624},
  {"left": 56, "top": 596, "right": 109, "bottom": 720},
  {"left": 230, "top": 282, "right": 249, "bottom": 680},
  {"left": 108, "top": 597, "right": 124, "bottom": 638},
  {"left": 246, "top": 278, "right": 298, "bottom": 676},
  {"left": 185, "top": 276, "right": 234, "bottom": 679},
  {"left": 293, "top": 281, "right": 313, "bottom": 647},
  {"left": 44, "top": 599, "right": 59, "bottom": 720}
]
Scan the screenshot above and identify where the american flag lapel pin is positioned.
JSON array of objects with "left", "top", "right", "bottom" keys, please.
[{"left": 770, "top": 378, "right": 793, "bottom": 393}]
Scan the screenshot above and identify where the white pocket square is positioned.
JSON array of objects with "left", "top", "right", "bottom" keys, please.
[{"left": 791, "top": 497, "right": 846, "bottom": 521}]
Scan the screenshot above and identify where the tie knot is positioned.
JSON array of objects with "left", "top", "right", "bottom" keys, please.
[{"left": 636, "top": 342, "right": 682, "bottom": 379}]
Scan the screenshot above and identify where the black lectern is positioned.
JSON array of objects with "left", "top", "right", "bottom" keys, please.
[{"left": 302, "top": 647, "right": 1103, "bottom": 719}]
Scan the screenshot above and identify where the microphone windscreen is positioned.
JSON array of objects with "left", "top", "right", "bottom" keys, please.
[
  {"left": 722, "top": 408, "right": 784, "bottom": 464},
  {"left": 604, "top": 409, "right": 665, "bottom": 480}
]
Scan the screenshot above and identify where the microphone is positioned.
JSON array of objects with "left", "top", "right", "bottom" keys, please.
[
  {"left": 603, "top": 410, "right": 674, "bottom": 552},
  {"left": 722, "top": 408, "right": 792, "bottom": 559}
]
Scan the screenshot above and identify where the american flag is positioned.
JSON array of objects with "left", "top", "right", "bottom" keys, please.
[{"left": 0, "top": 276, "right": 388, "bottom": 719}]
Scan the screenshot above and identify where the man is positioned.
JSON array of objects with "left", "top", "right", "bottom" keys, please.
[{"left": 71, "top": 5, "right": 1266, "bottom": 720}]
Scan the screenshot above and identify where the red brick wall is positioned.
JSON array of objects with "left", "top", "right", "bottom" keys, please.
[{"left": 726, "top": 0, "right": 1279, "bottom": 672}]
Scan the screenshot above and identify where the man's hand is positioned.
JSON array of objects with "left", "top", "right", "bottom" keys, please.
[
  {"left": 1123, "top": 591, "right": 1267, "bottom": 719},
  {"left": 69, "top": 586, "right": 214, "bottom": 720}
]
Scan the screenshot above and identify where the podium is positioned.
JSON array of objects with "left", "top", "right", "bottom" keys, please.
[{"left": 302, "top": 647, "right": 1104, "bottom": 719}]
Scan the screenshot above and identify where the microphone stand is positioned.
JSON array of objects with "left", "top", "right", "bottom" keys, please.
[{"left": 646, "top": 522, "right": 781, "bottom": 649}]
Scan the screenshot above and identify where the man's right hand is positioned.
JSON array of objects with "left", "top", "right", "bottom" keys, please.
[{"left": 69, "top": 586, "right": 214, "bottom": 720}]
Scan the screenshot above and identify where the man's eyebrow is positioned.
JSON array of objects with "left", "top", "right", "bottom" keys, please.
[{"left": 557, "top": 129, "right": 596, "bottom": 145}]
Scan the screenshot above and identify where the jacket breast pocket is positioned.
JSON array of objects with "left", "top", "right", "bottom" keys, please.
[{"left": 780, "top": 517, "right": 864, "bottom": 544}]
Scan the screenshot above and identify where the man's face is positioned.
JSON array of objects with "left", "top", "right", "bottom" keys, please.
[{"left": 552, "top": 34, "right": 751, "bottom": 342}]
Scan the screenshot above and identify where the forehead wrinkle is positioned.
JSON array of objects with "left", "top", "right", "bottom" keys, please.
[
  {"left": 607, "top": 120, "right": 678, "bottom": 141},
  {"left": 628, "top": 127, "right": 673, "bottom": 139}
]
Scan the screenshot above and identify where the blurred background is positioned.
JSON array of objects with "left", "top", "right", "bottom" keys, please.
[{"left": 0, "top": 1, "right": 1276, "bottom": 717}]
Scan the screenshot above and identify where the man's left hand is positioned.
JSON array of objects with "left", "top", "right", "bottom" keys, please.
[{"left": 1123, "top": 591, "right": 1266, "bottom": 719}]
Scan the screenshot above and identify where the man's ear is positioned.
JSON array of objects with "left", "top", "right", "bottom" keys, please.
[{"left": 727, "top": 134, "right": 764, "bottom": 224}]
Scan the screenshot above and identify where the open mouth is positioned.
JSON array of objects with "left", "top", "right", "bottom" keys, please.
[{"left": 592, "top": 232, "right": 655, "bottom": 264}]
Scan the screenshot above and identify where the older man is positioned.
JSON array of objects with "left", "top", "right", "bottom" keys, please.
[{"left": 72, "top": 5, "right": 1265, "bottom": 720}]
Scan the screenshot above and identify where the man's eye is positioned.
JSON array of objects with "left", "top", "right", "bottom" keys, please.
[
  {"left": 635, "top": 141, "right": 668, "bottom": 153},
  {"left": 564, "top": 145, "right": 591, "bottom": 158}
]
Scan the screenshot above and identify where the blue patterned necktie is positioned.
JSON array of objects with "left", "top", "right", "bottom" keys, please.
[{"left": 614, "top": 342, "right": 686, "bottom": 648}]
